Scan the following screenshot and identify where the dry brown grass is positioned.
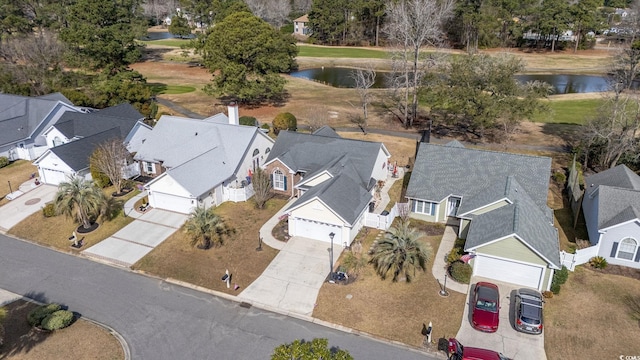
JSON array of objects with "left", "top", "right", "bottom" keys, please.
[
  {"left": 132, "top": 197, "right": 287, "bottom": 294},
  {"left": 0, "top": 161, "right": 38, "bottom": 207},
  {"left": 545, "top": 267, "right": 640, "bottom": 359},
  {"left": 7, "top": 187, "right": 138, "bottom": 251},
  {"left": 313, "top": 223, "right": 465, "bottom": 348},
  {"left": 338, "top": 132, "right": 417, "bottom": 166},
  {"left": 1, "top": 300, "right": 123, "bottom": 360}
]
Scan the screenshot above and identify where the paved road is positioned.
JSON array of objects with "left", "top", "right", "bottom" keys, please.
[{"left": 0, "top": 234, "right": 437, "bottom": 360}]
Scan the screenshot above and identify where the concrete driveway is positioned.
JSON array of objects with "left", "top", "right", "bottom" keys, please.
[
  {"left": 455, "top": 277, "right": 547, "bottom": 360},
  {"left": 83, "top": 209, "right": 187, "bottom": 267},
  {"left": 238, "top": 236, "right": 343, "bottom": 316},
  {"left": 0, "top": 184, "right": 56, "bottom": 233}
]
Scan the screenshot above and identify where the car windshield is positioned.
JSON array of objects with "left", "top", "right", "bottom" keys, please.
[
  {"left": 476, "top": 299, "right": 497, "bottom": 312},
  {"left": 521, "top": 315, "right": 541, "bottom": 325}
]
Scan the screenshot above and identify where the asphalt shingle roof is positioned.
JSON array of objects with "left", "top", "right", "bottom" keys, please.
[
  {"left": 49, "top": 128, "right": 121, "bottom": 171},
  {"left": 53, "top": 111, "right": 139, "bottom": 140},
  {"left": 96, "top": 103, "right": 144, "bottom": 120},
  {"left": 583, "top": 165, "right": 640, "bottom": 231}
]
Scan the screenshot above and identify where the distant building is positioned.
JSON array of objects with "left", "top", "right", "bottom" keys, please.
[{"left": 293, "top": 14, "right": 310, "bottom": 37}]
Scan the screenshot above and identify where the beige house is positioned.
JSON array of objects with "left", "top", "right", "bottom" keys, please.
[{"left": 293, "top": 14, "right": 310, "bottom": 37}]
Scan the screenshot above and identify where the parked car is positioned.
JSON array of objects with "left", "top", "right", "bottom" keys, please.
[
  {"left": 514, "top": 288, "right": 544, "bottom": 335},
  {"left": 471, "top": 281, "right": 500, "bottom": 332},
  {"left": 448, "top": 338, "right": 510, "bottom": 360}
]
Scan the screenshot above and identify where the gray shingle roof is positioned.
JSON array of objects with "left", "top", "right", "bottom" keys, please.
[
  {"left": 135, "top": 115, "right": 269, "bottom": 197},
  {"left": 406, "top": 143, "right": 551, "bottom": 210},
  {"left": 53, "top": 110, "right": 139, "bottom": 139},
  {"left": 312, "top": 125, "right": 341, "bottom": 138},
  {"left": 36, "top": 93, "right": 73, "bottom": 105},
  {"left": 0, "top": 93, "right": 71, "bottom": 146},
  {"left": 583, "top": 165, "right": 640, "bottom": 230},
  {"left": 49, "top": 128, "right": 121, "bottom": 171},
  {"left": 465, "top": 203, "right": 560, "bottom": 268},
  {"left": 96, "top": 103, "right": 144, "bottom": 120}
]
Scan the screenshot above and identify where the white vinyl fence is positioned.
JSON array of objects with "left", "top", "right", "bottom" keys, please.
[
  {"left": 364, "top": 202, "right": 407, "bottom": 230},
  {"left": 227, "top": 183, "right": 254, "bottom": 202},
  {"left": 560, "top": 245, "right": 599, "bottom": 271}
]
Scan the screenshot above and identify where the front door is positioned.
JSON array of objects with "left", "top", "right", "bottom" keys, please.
[{"left": 447, "top": 197, "right": 461, "bottom": 216}]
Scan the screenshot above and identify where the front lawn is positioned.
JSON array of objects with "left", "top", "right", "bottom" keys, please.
[
  {"left": 0, "top": 160, "right": 38, "bottom": 207},
  {"left": 545, "top": 267, "right": 640, "bottom": 359},
  {"left": 1, "top": 300, "right": 124, "bottom": 359},
  {"left": 7, "top": 187, "right": 138, "bottom": 251},
  {"left": 313, "top": 220, "right": 465, "bottom": 348},
  {"left": 133, "top": 197, "right": 287, "bottom": 294}
]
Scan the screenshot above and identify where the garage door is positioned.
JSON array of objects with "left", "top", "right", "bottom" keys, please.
[
  {"left": 40, "top": 168, "right": 68, "bottom": 185},
  {"left": 150, "top": 192, "right": 194, "bottom": 214},
  {"left": 473, "top": 255, "right": 543, "bottom": 289},
  {"left": 291, "top": 218, "right": 342, "bottom": 244}
]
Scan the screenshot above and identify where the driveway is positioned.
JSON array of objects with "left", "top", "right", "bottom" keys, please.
[
  {"left": 238, "top": 236, "right": 343, "bottom": 316},
  {"left": 82, "top": 209, "right": 187, "bottom": 267},
  {"left": 0, "top": 184, "right": 56, "bottom": 233},
  {"left": 456, "top": 277, "right": 547, "bottom": 360}
]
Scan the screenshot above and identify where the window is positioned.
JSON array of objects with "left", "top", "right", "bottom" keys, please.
[
  {"left": 412, "top": 200, "right": 436, "bottom": 216},
  {"left": 145, "top": 161, "right": 155, "bottom": 174},
  {"left": 265, "top": 147, "right": 270, "bottom": 154},
  {"left": 52, "top": 136, "right": 63, "bottom": 147},
  {"left": 252, "top": 149, "right": 260, "bottom": 157},
  {"left": 273, "top": 169, "right": 285, "bottom": 190},
  {"left": 617, "top": 238, "right": 638, "bottom": 261}
]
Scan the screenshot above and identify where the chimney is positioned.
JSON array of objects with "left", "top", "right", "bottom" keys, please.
[{"left": 228, "top": 102, "right": 239, "bottom": 125}]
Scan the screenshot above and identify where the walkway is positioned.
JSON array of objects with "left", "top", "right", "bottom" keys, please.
[
  {"left": 431, "top": 225, "right": 469, "bottom": 294},
  {"left": 83, "top": 207, "right": 187, "bottom": 267},
  {"left": 258, "top": 197, "right": 297, "bottom": 251},
  {"left": 373, "top": 166, "right": 405, "bottom": 213},
  {"left": 0, "top": 182, "right": 56, "bottom": 233}
]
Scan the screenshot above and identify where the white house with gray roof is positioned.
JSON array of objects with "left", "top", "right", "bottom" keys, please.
[
  {"left": 582, "top": 165, "right": 640, "bottom": 268},
  {"left": 406, "top": 141, "right": 560, "bottom": 291},
  {"left": 264, "top": 127, "right": 390, "bottom": 245},
  {"left": 0, "top": 93, "right": 80, "bottom": 161},
  {"left": 134, "top": 107, "right": 274, "bottom": 214}
]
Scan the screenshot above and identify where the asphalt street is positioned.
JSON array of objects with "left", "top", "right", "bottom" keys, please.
[{"left": 0, "top": 234, "right": 438, "bottom": 359}]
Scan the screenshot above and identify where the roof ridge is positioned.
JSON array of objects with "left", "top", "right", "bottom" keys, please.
[
  {"left": 284, "top": 130, "right": 384, "bottom": 147},
  {"left": 421, "top": 142, "right": 551, "bottom": 161},
  {"left": 513, "top": 204, "right": 520, "bottom": 233}
]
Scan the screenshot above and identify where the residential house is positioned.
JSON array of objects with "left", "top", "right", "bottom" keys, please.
[
  {"left": 582, "top": 164, "right": 640, "bottom": 268},
  {"left": 34, "top": 104, "right": 150, "bottom": 185},
  {"left": 293, "top": 14, "right": 310, "bottom": 37},
  {"left": 0, "top": 93, "right": 80, "bottom": 161},
  {"left": 133, "top": 104, "right": 274, "bottom": 214},
  {"left": 406, "top": 141, "right": 560, "bottom": 291},
  {"left": 264, "top": 126, "right": 390, "bottom": 245}
]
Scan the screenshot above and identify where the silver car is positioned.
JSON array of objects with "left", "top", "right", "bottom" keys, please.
[{"left": 514, "top": 288, "right": 544, "bottom": 335}]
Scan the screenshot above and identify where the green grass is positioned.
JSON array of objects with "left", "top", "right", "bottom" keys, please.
[
  {"left": 140, "top": 38, "right": 192, "bottom": 47},
  {"left": 149, "top": 83, "right": 197, "bottom": 95},
  {"left": 297, "top": 45, "right": 388, "bottom": 59},
  {"left": 534, "top": 99, "right": 604, "bottom": 125}
]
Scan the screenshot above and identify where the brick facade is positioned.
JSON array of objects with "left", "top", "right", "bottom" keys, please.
[
  {"left": 138, "top": 161, "right": 164, "bottom": 178},
  {"left": 264, "top": 160, "right": 300, "bottom": 197}
]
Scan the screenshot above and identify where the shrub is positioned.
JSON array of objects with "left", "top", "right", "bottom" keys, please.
[
  {"left": 589, "top": 256, "right": 608, "bottom": 269},
  {"left": 272, "top": 112, "right": 297, "bottom": 134},
  {"left": 42, "top": 203, "right": 56, "bottom": 217},
  {"left": 447, "top": 248, "right": 461, "bottom": 264},
  {"left": 550, "top": 282, "right": 561, "bottom": 295},
  {"left": 41, "top": 310, "right": 74, "bottom": 331},
  {"left": 542, "top": 291, "right": 554, "bottom": 299},
  {"left": 554, "top": 266, "right": 569, "bottom": 285},
  {"left": 27, "top": 303, "right": 61, "bottom": 327},
  {"left": 449, "top": 261, "right": 472, "bottom": 284},
  {"left": 90, "top": 163, "right": 111, "bottom": 188},
  {"left": 552, "top": 171, "right": 566, "bottom": 185},
  {"left": 261, "top": 123, "right": 270, "bottom": 130},
  {"left": 239, "top": 116, "right": 258, "bottom": 126},
  {"left": 0, "top": 156, "right": 9, "bottom": 168}
]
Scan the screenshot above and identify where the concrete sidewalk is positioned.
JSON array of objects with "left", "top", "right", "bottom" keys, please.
[
  {"left": 259, "top": 197, "right": 298, "bottom": 251},
  {"left": 0, "top": 184, "right": 56, "bottom": 233},
  {"left": 431, "top": 225, "right": 469, "bottom": 294},
  {"left": 373, "top": 166, "right": 404, "bottom": 214}
]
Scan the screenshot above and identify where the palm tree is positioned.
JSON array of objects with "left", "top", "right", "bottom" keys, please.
[
  {"left": 184, "top": 206, "right": 233, "bottom": 249},
  {"left": 369, "top": 220, "right": 432, "bottom": 282},
  {"left": 54, "top": 176, "right": 106, "bottom": 230}
]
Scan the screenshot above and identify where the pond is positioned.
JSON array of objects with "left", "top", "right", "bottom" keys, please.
[
  {"left": 289, "top": 67, "right": 619, "bottom": 94},
  {"left": 142, "top": 31, "right": 195, "bottom": 40}
]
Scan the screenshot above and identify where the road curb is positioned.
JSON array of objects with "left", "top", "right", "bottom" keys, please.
[{"left": 17, "top": 294, "right": 131, "bottom": 360}]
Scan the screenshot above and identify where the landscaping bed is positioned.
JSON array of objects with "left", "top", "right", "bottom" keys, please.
[
  {"left": 313, "top": 221, "right": 465, "bottom": 348},
  {"left": 0, "top": 300, "right": 123, "bottom": 360},
  {"left": 133, "top": 197, "right": 288, "bottom": 294}
]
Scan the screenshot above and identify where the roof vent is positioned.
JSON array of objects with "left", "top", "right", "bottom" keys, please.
[{"left": 195, "top": 132, "right": 198, "bottom": 136}]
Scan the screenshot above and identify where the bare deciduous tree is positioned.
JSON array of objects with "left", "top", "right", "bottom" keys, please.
[
  {"left": 303, "top": 104, "right": 329, "bottom": 132},
  {"left": 252, "top": 167, "right": 273, "bottom": 209},
  {"left": 89, "top": 138, "right": 131, "bottom": 194},
  {"left": 0, "top": 30, "right": 65, "bottom": 95},
  {"left": 384, "top": 0, "right": 453, "bottom": 128},
  {"left": 245, "top": 0, "right": 291, "bottom": 28},
  {"left": 350, "top": 65, "right": 376, "bottom": 134}
]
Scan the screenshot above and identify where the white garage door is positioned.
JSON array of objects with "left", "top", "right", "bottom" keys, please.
[
  {"left": 150, "top": 192, "right": 194, "bottom": 214},
  {"left": 291, "top": 218, "right": 343, "bottom": 244},
  {"left": 473, "top": 255, "right": 544, "bottom": 289},
  {"left": 40, "top": 168, "right": 69, "bottom": 185}
]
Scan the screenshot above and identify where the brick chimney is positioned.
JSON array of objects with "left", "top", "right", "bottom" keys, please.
[{"left": 228, "top": 102, "right": 239, "bottom": 125}]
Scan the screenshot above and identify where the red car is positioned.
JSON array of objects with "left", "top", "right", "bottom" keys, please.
[
  {"left": 448, "top": 338, "right": 510, "bottom": 360},
  {"left": 471, "top": 282, "right": 500, "bottom": 332}
]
